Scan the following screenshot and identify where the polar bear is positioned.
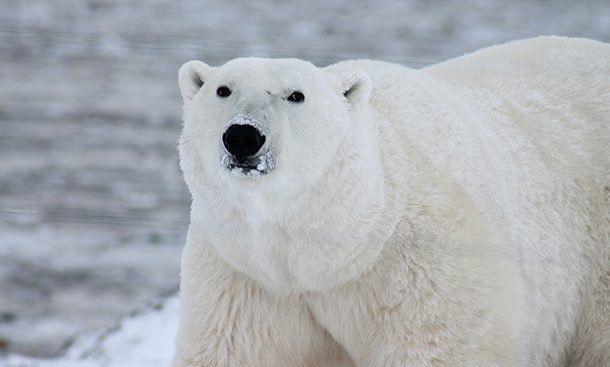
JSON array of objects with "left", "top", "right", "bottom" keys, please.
[{"left": 172, "top": 36, "right": 609, "bottom": 367}]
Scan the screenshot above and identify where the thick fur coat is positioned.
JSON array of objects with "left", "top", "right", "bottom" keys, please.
[{"left": 172, "top": 37, "right": 609, "bottom": 366}]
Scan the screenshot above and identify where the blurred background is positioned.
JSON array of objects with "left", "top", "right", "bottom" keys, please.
[{"left": 0, "top": 0, "right": 609, "bottom": 363}]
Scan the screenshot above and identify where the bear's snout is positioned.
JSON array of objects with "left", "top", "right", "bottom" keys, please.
[{"left": 222, "top": 124, "right": 266, "bottom": 162}]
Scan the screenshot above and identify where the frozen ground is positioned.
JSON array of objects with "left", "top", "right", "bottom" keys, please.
[
  {"left": 0, "top": 0, "right": 609, "bottom": 364},
  {"left": 2, "top": 295, "right": 179, "bottom": 367}
]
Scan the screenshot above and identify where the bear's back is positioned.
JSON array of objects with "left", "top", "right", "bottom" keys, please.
[{"left": 424, "top": 36, "right": 609, "bottom": 175}]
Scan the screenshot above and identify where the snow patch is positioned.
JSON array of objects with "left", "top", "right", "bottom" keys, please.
[{"left": 1, "top": 296, "right": 179, "bottom": 367}]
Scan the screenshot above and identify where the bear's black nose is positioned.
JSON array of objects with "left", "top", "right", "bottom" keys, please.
[{"left": 222, "top": 124, "right": 266, "bottom": 161}]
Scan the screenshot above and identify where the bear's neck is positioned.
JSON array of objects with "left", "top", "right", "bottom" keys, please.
[{"left": 266, "top": 109, "right": 407, "bottom": 292}]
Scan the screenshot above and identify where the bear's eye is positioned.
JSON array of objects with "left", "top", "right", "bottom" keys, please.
[
  {"left": 217, "top": 86, "right": 232, "bottom": 98},
  {"left": 287, "top": 91, "right": 305, "bottom": 103}
]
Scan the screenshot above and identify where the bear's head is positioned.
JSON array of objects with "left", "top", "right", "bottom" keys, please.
[
  {"left": 178, "top": 58, "right": 371, "bottom": 192},
  {"left": 178, "top": 58, "right": 386, "bottom": 292}
]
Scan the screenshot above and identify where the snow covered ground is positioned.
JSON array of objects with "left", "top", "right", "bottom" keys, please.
[
  {"left": 2, "top": 295, "right": 179, "bottom": 367},
  {"left": 1, "top": 0, "right": 609, "bottom": 365}
]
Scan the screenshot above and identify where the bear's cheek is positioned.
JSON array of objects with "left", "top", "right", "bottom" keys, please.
[{"left": 180, "top": 129, "right": 222, "bottom": 180}]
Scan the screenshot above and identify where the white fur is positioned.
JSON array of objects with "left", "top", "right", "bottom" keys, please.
[{"left": 172, "top": 37, "right": 610, "bottom": 367}]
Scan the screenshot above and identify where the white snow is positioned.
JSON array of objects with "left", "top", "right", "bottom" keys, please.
[{"left": 0, "top": 296, "right": 179, "bottom": 367}]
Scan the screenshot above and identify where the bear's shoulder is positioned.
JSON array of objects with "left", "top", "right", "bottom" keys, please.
[{"left": 324, "top": 59, "right": 415, "bottom": 81}]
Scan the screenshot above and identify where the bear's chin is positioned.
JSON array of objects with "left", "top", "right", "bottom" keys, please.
[{"left": 227, "top": 163, "right": 268, "bottom": 177}]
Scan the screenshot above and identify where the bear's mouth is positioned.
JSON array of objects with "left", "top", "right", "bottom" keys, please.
[
  {"left": 220, "top": 150, "right": 276, "bottom": 178},
  {"left": 228, "top": 162, "right": 266, "bottom": 175}
]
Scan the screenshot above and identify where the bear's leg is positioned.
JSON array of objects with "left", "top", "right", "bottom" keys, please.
[
  {"left": 566, "top": 270, "right": 610, "bottom": 367},
  {"left": 306, "top": 247, "right": 526, "bottom": 367},
  {"left": 171, "top": 231, "right": 351, "bottom": 367}
]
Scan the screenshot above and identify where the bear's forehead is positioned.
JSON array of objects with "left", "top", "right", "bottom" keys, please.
[{"left": 217, "top": 58, "right": 319, "bottom": 83}]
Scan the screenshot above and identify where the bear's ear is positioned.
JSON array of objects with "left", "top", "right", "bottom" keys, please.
[
  {"left": 335, "top": 70, "right": 372, "bottom": 107},
  {"left": 178, "top": 60, "right": 214, "bottom": 102}
]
